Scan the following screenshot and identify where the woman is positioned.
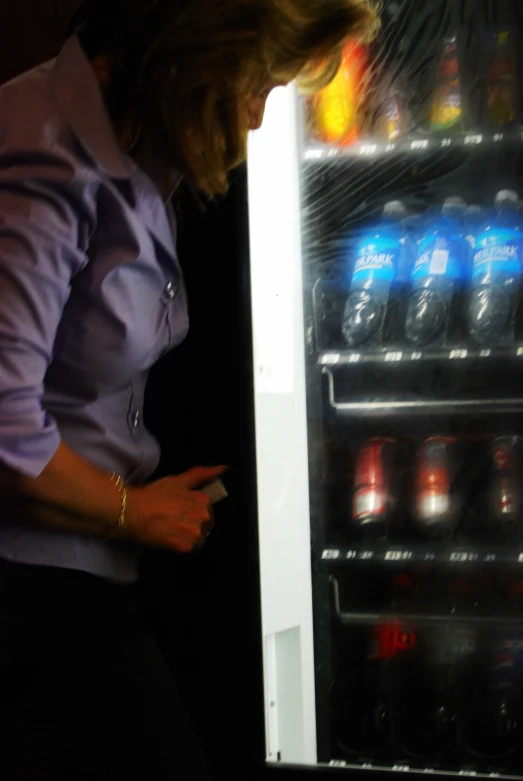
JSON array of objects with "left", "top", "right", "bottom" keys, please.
[{"left": 0, "top": 0, "right": 378, "bottom": 778}]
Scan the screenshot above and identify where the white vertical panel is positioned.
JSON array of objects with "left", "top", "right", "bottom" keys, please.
[{"left": 247, "top": 84, "right": 317, "bottom": 766}]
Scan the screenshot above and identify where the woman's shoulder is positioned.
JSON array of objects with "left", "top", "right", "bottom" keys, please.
[
  {"left": 0, "top": 60, "right": 69, "bottom": 153},
  {"left": 0, "top": 54, "right": 100, "bottom": 187},
  {"left": 1, "top": 36, "right": 131, "bottom": 187},
  {"left": 0, "top": 58, "right": 100, "bottom": 235}
]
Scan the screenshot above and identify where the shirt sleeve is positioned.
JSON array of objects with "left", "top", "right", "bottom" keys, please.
[{"left": 0, "top": 143, "right": 97, "bottom": 478}]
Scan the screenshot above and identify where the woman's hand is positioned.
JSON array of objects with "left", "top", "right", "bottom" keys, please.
[{"left": 125, "top": 466, "right": 227, "bottom": 552}]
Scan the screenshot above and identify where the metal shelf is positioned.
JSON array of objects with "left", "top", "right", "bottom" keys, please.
[
  {"left": 330, "top": 577, "right": 523, "bottom": 627},
  {"left": 323, "top": 367, "right": 523, "bottom": 417},
  {"left": 303, "top": 129, "right": 522, "bottom": 163}
]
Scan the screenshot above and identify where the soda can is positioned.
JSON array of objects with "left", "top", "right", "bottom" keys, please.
[
  {"left": 491, "top": 436, "right": 520, "bottom": 523},
  {"left": 367, "top": 621, "right": 417, "bottom": 662},
  {"left": 492, "top": 638, "right": 523, "bottom": 691},
  {"left": 415, "top": 437, "right": 453, "bottom": 538},
  {"left": 353, "top": 438, "right": 394, "bottom": 540}
]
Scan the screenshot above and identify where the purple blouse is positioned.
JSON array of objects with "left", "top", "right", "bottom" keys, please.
[{"left": 0, "top": 35, "right": 189, "bottom": 583}]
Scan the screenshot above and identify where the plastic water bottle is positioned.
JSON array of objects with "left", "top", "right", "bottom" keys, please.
[
  {"left": 469, "top": 190, "right": 523, "bottom": 346},
  {"left": 342, "top": 202, "right": 406, "bottom": 348},
  {"left": 405, "top": 197, "right": 468, "bottom": 346},
  {"left": 465, "top": 206, "right": 484, "bottom": 253},
  {"left": 464, "top": 205, "right": 484, "bottom": 275}
]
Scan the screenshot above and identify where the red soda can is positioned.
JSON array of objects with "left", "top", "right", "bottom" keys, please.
[
  {"left": 368, "top": 621, "right": 417, "bottom": 661},
  {"left": 353, "top": 438, "right": 393, "bottom": 540},
  {"left": 415, "top": 437, "right": 452, "bottom": 538},
  {"left": 491, "top": 436, "right": 520, "bottom": 524}
]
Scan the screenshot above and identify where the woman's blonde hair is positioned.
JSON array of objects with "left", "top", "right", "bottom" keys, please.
[{"left": 70, "top": 0, "right": 379, "bottom": 197}]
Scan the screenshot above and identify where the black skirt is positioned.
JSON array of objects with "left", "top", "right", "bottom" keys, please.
[{"left": 0, "top": 557, "right": 212, "bottom": 781}]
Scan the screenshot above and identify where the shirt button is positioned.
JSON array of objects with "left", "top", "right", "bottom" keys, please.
[
  {"left": 131, "top": 410, "right": 141, "bottom": 428},
  {"left": 165, "top": 281, "right": 175, "bottom": 299}
]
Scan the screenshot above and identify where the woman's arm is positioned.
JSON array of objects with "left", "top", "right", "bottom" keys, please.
[
  {"left": 0, "top": 440, "right": 225, "bottom": 549},
  {"left": 0, "top": 441, "right": 125, "bottom": 536}
]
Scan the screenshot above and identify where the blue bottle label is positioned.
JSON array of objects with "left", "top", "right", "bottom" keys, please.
[
  {"left": 472, "top": 228, "right": 522, "bottom": 278},
  {"left": 411, "top": 235, "right": 464, "bottom": 281},
  {"left": 351, "top": 236, "right": 399, "bottom": 286}
]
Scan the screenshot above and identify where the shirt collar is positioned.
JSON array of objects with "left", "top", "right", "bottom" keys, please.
[
  {"left": 49, "top": 34, "right": 182, "bottom": 203},
  {"left": 50, "top": 34, "right": 130, "bottom": 180}
]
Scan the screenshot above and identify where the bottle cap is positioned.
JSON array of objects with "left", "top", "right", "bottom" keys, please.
[
  {"left": 495, "top": 189, "right": 519, "bottom": 204},
  {"left": 383, "top": 201, "right": 406, "bottom": 218},
  {"left": 443, "top": 196, "right": 467, "bottom": 209}
]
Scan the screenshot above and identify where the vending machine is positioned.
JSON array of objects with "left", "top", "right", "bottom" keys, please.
[{"left": 247, "top": 0, "right": 523, "bottom": 775}]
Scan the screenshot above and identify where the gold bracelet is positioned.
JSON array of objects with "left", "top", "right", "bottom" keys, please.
[{"left": 109, "top": 471, "right": 127, "bottom": 537}]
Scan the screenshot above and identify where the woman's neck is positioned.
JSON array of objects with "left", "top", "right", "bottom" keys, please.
[
  {"left": 91, "top": 54, "right": 111, "bottom": 87},
  {"left": 90, "top": 53, "right": 177, "bottom": 202}
]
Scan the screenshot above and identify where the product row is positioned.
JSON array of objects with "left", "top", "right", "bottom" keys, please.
[
  {"left": 334, "top": 435, "right": 521, "bottom": 544},
  {"left": 331, "top": 622, "right": 523, "bottom": 771},
  {"left": 331, "top": 570, "right": 523, "bottom": 619},
  {"left": 308, "top": 30, "right": 520, "bottom": 147},
  {"left": 331, "top": 191, "right": 523, "bottom": 350}
]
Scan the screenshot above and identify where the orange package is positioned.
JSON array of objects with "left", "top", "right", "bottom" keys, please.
[{"left": 307, "top": 40, "right": 368, "bottom": 146}]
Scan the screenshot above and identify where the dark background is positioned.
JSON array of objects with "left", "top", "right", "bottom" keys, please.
[{"left": 141, "top": 173, "right": 265, "bottom": 776}]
